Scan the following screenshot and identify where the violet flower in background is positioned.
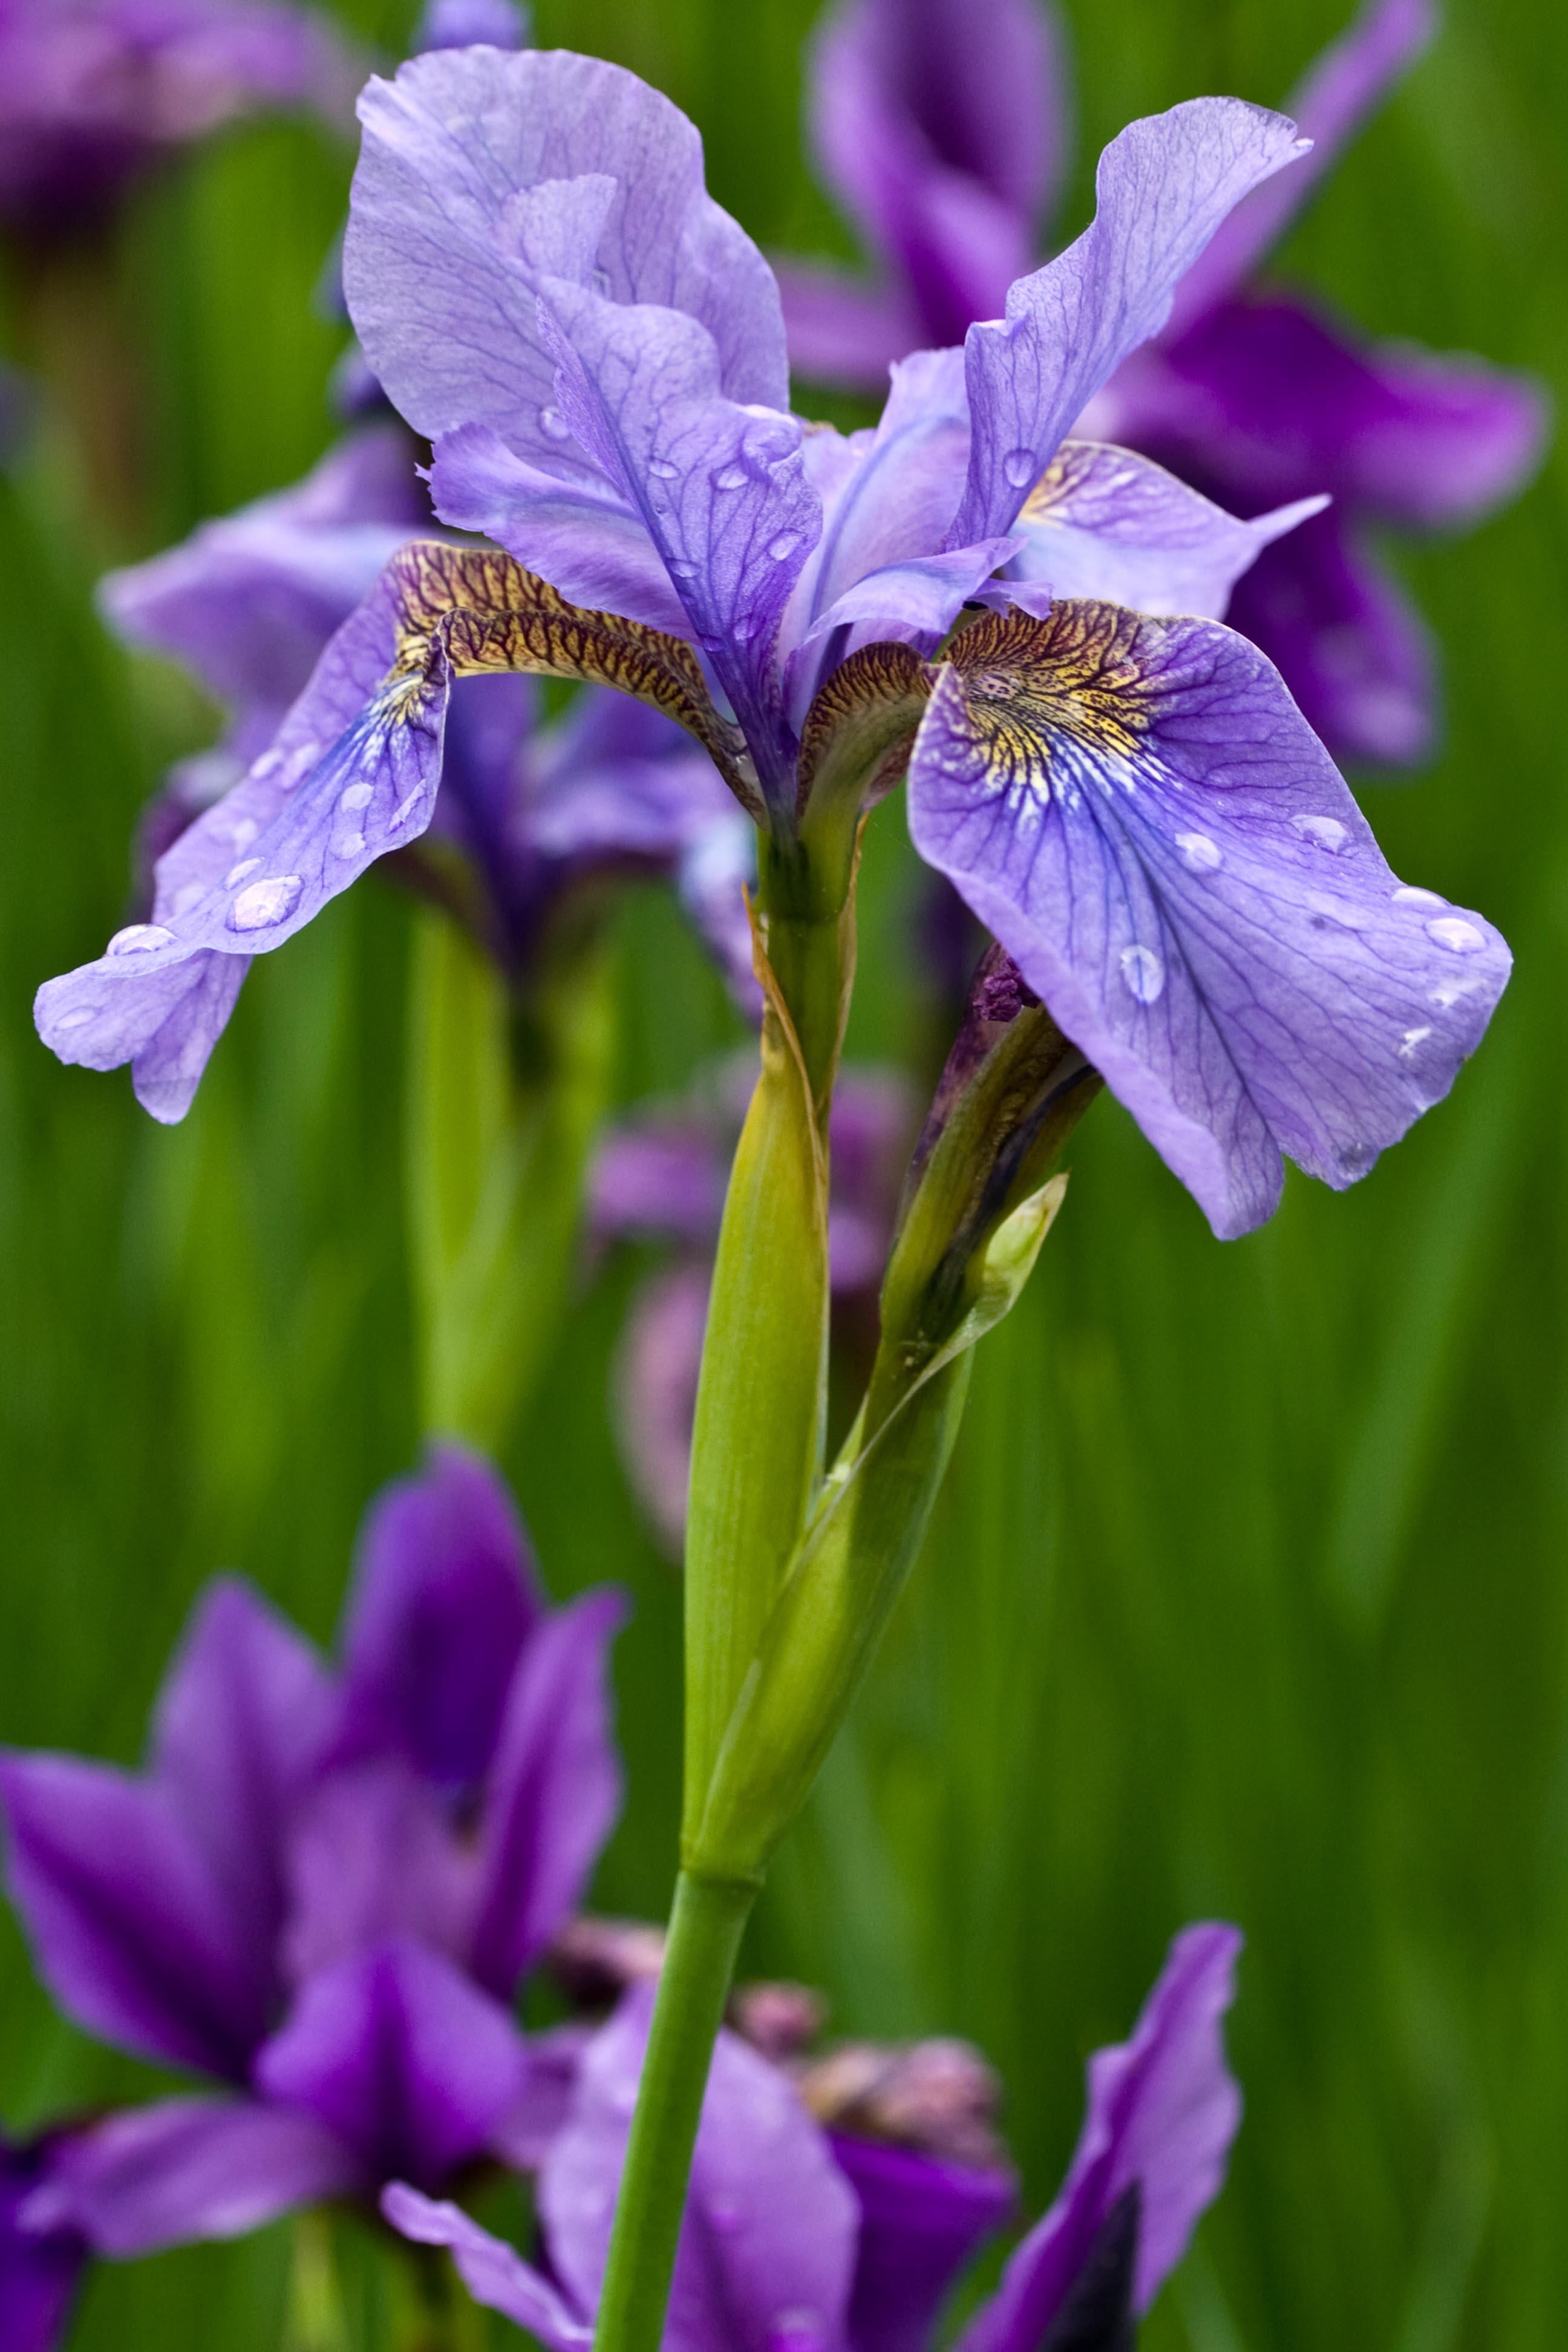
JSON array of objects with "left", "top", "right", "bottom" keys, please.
[
  {"left": 38, "top": 45, "right": 1514, "bottom": 1238},
  {"left": 389, "top": 1923, "right": 1242, "bottom": 2352},
  {"left": 0, "top": 0, "right": 358, "bottom": 241},
  {"left": 0, "top": 1447, "right": 624, "bottom": 2265},
  {"left": 777, "top": 0, "right": 1546, "bottom": 767},
  {"left": 1, "top": 2135, "right": 82, "bottom": 2352},
  {"left": 590, "top": 1060, "right": 915, "bottom": 1553},
  {"left": 91, "top": 419, "right": 756, "bottom": 1116}
]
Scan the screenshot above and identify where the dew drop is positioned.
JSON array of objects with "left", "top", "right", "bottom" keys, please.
[
  {"left": 334, "top": 831, "right": 366, "bottom": 858},
  {"left": 767, "top": 531, "right": 801, "bottom": 563},
  {"left": 339, "top": 782, "right": 373, "bottom": 813},
  {"left": 170, "top": 883, "right": 206, "bottom": 916},
  {"left": 1119, "top": 943, "right": 1165, "bottom": 1003},
  {"left": 53, "top": 1007, "right": 94, "bottom": 1031},
  {"left": 224, "top": 857, "right": 260, "bottom": 888},
  {"left": 668, "top": 560, "right": 699, "bottom": 582},
  {"left": 391, "top": 791, "right": 423, "bottom": 831},
  {"left": 106, "top": 923, "right": 174, "bottom": 955},
  {"left": 1002, "top": 446, "right": 1039, "bottom": 489},
  {"left": 279, "top": 739, "right": 322, "bottom": 791},
  {"left": 1427, "top": 915, "right": 1485, "bottom": 953},
  {"left": 1336, "top": 1139, "right": 1377, "bottom": 1177},
  {"left": 647, "top": 456, "right": 679, "bottom": 480},
  {"left": 252, "top": 748, "right": 283, "bottom": 780},
  {"left": 1392, "top": 884, "right": 1444, "bottom": 909},
  {"left": 228, "top": 817, "right": 258, "bottom": 851},
  {"left": 711, "top": 462, "right": 748, "bottom": 491},
  {"left": 1398, "top": 1025, "right": 1433, "bottom": 1060},
  {"left": 1175, "top": 830, "right": 1222, "bottom": 872},
  {"left": 1293, "top": 813, "right": 1348, "bottom": 852},
  {"left": 539, "top": 405, "right": 572, "bottom": 442},
  {"left": 228, "top": 874, "right": 303, "bottom": 932}
]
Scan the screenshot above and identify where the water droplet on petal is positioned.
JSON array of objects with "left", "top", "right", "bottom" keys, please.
[
  {"left": 334, "top": 831, "right": 366, "bottom": 858},
  {"left": 252, "top": 748, "right": 283, "bottom": 780},
  {"left": 224, "top": 858, "right": 260, "bottom": 888},
  {"left": 767, "top": 531, "right": 801, "bottom": 563},
  {"left": 339, "top": 782, "right": 373, "bottom": 813},
  {"left": 54, "top": 1007, "right": 94, "bottom": 1031},
  {"left": 106, "top": 923, "right": 174, "bottom": 955},
  {"left": 668, "top": 560, "right": 698, "bottom": 583},
  {"left": 229, "top": 874, "right": 303, "bottom": 932},
  {"left": 170, "top": 883, "right": 205, "bottom": 916},
  {"left": 539, "top": 405, "right": 572, "bottom": 442},
  {"left": 1392, "top": 884, "right": 1444, "bottom": 909},
  {"left": 1398, "top": 1025, "right": 1433, "bottom": 1060},
  {"left": 1119, "top": 944, "right": 1165, "bottom": 1003},
  {"left": 391, "top": 791, "right": 423, "bottom": 831},
  {"left": 1293, "top": 813, "right": 1348, "bottom": 852},
  {"left": 711, "top": 462, "right": 748, "bottom": 491},
  {"left": 1427, "top": 915, "right": 1485, "bottom": 954},
  {"left": 647, "top": 456, "right": 679, "bottom": 480},
  {"left": 1336, "top": 1140, "right": 1377, "bottom": 1176},
  {"left": 1002, "top": 446, "right": 1039, "bottom": 489},
  {"left": 1175, "top": 831, "right": 1222, "bottom": 872},
  {"left": 1429, "top": 975, "right": 1480, "bottom": 1009},
  {"left": 228, "top": 817, "right": 258, "bottom": 851}
]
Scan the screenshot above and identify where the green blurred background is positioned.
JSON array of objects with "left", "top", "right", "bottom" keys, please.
[{"left": 1, "top": 0, "right": 1563, "bottom": 2344}]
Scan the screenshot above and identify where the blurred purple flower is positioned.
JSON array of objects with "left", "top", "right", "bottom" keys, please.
[
  {"left": 0, "top": 1447, "right": 625, "bottom": 2261},
  {"left": 777, "top": 0, "right": 1546, "bottom": 768},
  {"left": 83, "top": 419, "right": 756, "bottom": 1117},
  {"left": 0, "top": 0, "right": 359, "bottom": 238},
  {"left": 388, "top": 1923, "right": 1242, "bottom": 2352},
  {"left": 1, "top": 2135, "right": 83, "bottom": 2352},
  {"left": 591, "top": 1060, "right": 915, "bottom": 1551},
  {"left": 39, "top": 47, "right": 1512, "bottom": 1236}
]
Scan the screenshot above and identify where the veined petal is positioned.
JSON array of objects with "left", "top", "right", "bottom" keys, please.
[
  {"left": 345, "top": 47, "right": 789, "bottom": 472},
  {"left": 151, "top": 1578, "right": 335, "bottom": 2025},
  {"left": 534, "top": 278, "right": 820, "bottom": 800},
  {"left": 1165, "top": 0, "right": 1434, "bottom": 338},
  {"left": 37, "top": 546, "right": 743, "bottom": 1119},
  {"left": 334, "top": 1446, "right": 543, "bottom": 1793},
  {"left": 1007, "top": 442, "right": 1324, "bottom": 619},
  {"left": 830, "top": 2134, "right": 1016, "bottom": 2352},
  {"left": 907, "top": 603, "right": 1511, "bottom": 1238},
  {"left": 948, "top": 100, "right": 1308, "bottom": 547},
  {"left": 383, "top": 2184, "right": 592, "bottom": 2348},
  {"left": 468, "top": 1591, "right": 627, "bottom": 1999},
  {"left": 255, "top": 1938, "right": 530, "bottom": 2189},
  {"left": 30, "top": 2099, "right": 356, "bottom": 2258},
  {"left": 959, "top": 1927, "right": 1243, "bottom": 2352},
  {"left": 0, "top": 1754, "right": 269, "bottom": 2080},
  {"left": 541, "top": 1986, "right": 858, "bottom": 2352}
]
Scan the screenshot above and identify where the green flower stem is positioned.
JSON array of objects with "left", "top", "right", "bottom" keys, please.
[{"left": 590, "top": 1870, "right": 757, "bottom": 2352}]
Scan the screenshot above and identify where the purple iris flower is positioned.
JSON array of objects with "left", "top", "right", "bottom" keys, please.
[
  {"left": 388, "top": 1922, "right": 1241, "bottom": 2352},
  {"left": 777, "top": 0, "right": 1546, "bottom": 768},
  {"left": 0, "top": 0, "right": 358, "bottom": 238},
  {"left": 90, "top": 417, "right": 755, "bottom": 1114},
  {"left": 591, "top": 1059, "right": 914, "bottom": 1552},
  {"left": 38, "top": 45, "right": 1513, "bottom": 1237},
  {"left": 1, "top": 2135, "right": 83, "bottom": 2352},
  {"left": 0, "top": 1446, "right": 624, "bottom": 2264}
]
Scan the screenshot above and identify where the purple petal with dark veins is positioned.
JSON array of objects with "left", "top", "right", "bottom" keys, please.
[
  {"left": 255, "top": 1937, "right": 530, "bottom": 2189},
  {"left": 97, "top": 426, "right": 425, "bottom": 711},
  {"left": 948, "top": 100, "right": 1308, "bottom": 547},
  {"left": 36, "top": 554, "right": 449, "bottom": 1119},
  {"left": 831, "top": 2133, "right": 1016, "bottom": 2352},
  {"left": 383, "top": 2184, "right": 592, "bottom": 2347},
  {"left": 151, "top": 1576, "right": 335, "bottom": 2026},
  {"left": 281, "top": 1760, "right": 475, "bottom": 1986},
  {"left": 27, "top": 2100, "right": 356, "bottom": 2258},
  {"left": 1165, "top": 0, "right": 1434, "bottom": 339},
  {"left": 0, "top": 1754, "right": 270, "bottom": 2080},
  {"left": 1006, "top": 442, "right": 1324, "bottom": 620},
  {"left": 542, "top": 1985, "right": 858, "bottom": 2352},
  {"left": 1223, "top": 507, "right": 1436, "bottom": 769},
  {"left": 345, "top": 47, "right": 790, "bottom": 480},
  {"left": 534, "top": 277, "right": 818, "bottom": 799},
  {"left": 907, "top": 603, "right": 1511, "bottom": 1238},
  {"left": 1, "top": 2135, "right": 82, "bottom": 2352},
  {"left": 333, "top": 1445, "right": 543, "bottom": 1793},
  {"left": 468, "top": 1590, "right": 627, "bottom": 1999},
  {"left": 428, "top": 426, "right": 694, "bottom": 641},
  {"left": 958, "top": 1927, "right": 1243, "bottom": 2352}
]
